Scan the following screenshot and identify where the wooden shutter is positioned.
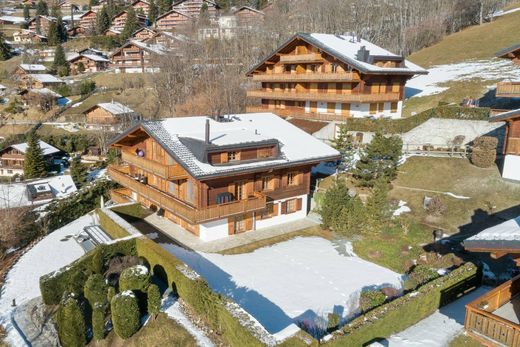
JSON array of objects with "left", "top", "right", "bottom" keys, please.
[
  {"left": 369, "top": 103, "right": 377, "bottom": 114},
  {"left": 391, "top": 102, "right": 398, "bottom": 113},
  {"left": 272, "top": 203, "right": 279, "bottom": 216},
  {"left": 281, "top": 201, "right": 287, "bottom": 215},
  {"left": 296, "top": 198, "right": 303, "bottom": 211},
  {"left": 254, "top": 177, "right": 262, "bottom": 192},
  {"left": 245, "top": 213, "right": 253, "bottom": 231},
  {"left": 221, "top": 152, "right": 228, "bottom": 163},
  {"left": 392, "top": 81, "right": 400, "bottom": 93},
  {"left": 228, "top": 218, "right": 234, "bottom": 235}
]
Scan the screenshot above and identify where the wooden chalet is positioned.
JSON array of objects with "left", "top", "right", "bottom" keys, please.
[
  {"left": 130, "top": 0, "right": 150, "bottom": 16},
  {"left": 12, "top": 30, "right": 47, "bottom": 44},
  {"left": 154, "top": 9, "right": 192, "bottom": 32},
  {"left": 144, "top": 31, "right": 186, "bottom": 49},
  {"left": 233, "top": 5, "right": 264, "bottom": 25},
  {"left": 110, "top": 40, "right": 168, "bottom": 73},
  {"left": 131, "top": 27, "right": 157, "bottom": 41},
  {"left": 103, "top": 28, "right": 121, "bottom": 36},
  {"left": 496, "top": 43, "right": 520, "bottom": 98},
  {"left": 108, "top": 113, "right": 339, "bottom": 241},
  {"left": 110, "top": 10, "right": 146, "bottom": 32},
  {"left": 488, "top": 110, "right": 520, "bottom": 181},
  {"left": 78, "top": 10, "right": 97, "bottom": 31},
  {"left": 15, "top": 64, "right": 48, "bottom": 76},
  {"left": 84, "top": 101, "right": 139, "bottom": 131},
  {"left": 27, "top": 15, "right": 56, "bottom": 36},
  {"left": 246, "top": 33, "right": 427, "bottom": 121},
  {"left": 68, "top": 50, "right": 110, "bottom": 75},
  {"left": 21, "top": 74, "right": 64, "bottom": 89},
  {"left": 464, "top": 218, "right": 520, "bottom": 346},
  {"left": 172, "top": 0, "right": 220, "bottom": 20},
  {"left": 66, "top": 26, "right": 87, "bottom": 38},
  {"left": 0, "top": 140, "right": 61, "bottom": 177},
  {"left": 58, "top": 1, "right": 80, "bottom": 13}
]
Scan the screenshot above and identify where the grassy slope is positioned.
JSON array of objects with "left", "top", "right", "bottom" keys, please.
[{"left": 449, "top": 333, "right": 484, "bottom": 347}]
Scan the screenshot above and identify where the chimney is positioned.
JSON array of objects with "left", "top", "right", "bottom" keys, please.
[{"left": 205, "top": 119, "right": 210, "bottom": 144}]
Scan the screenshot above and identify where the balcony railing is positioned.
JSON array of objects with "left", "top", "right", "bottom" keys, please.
[
  {"left": 111, "top": 187, "right": 133, "bottom": 204},
  {"left": 496, "top": 82, "right": 520, "bottom": 97},
  {"left": 246, "top": 89, "right": 401, "bottom": 103},
  {"left": 252, "top": 72, "right": 361, "bottom": 82},
  {"left": 108, "top": 166, "right": 267, "bottom": 224},
  {"left": 465, "top": 274, "right": 520, "bottom": 346},
  {"left": 121, "top": 151, "right": 187, "bottom": 180},
  {"left": 279, "top": 53, "right": 323, "bottom": 64},
  {"left": 246, "top": 105, "right": 348, "bottom": 121}
]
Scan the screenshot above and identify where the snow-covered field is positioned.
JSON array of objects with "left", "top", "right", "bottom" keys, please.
[
  {"left": 406, "top": 58, "right": 520, "bottom": 98},
  {"left": 0, "top": 214, "right": 94, "bottom": 346},
  {"left": 162, "top": 237, "right": 403, "bottom": 340}
]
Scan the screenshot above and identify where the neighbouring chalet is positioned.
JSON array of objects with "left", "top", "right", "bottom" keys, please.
[
  {"left": 108, "top": 113, "right": 340, "bottom": 241},
  {"left": 13, "top": 30, "right": 47, "bottom": 44},
  {"left": 67, "top": 26, "right": 88, "bottom": 38},
  {"left": 172, "top": 0, "right": 220, "bottom": 20},
  {"left": 68, "top": 49, "right": 110, "bottom": 74},
  {"left": 58, "top": 1, "right": 80, "bottom": 14},
  {"left": 489, "top": 110, "right": 520, "bottom": 181},
  {"left": 463, "top": 217, "right": 520, "bottom": 346},
  {"left": 110, "top": 10, "right": 146, "bottom": 32},
  {"left": 246, "top": 33, "right": 427, "bottom": 121},
  {"left": 144, "top": 31, "right": 187, "bottom": 48},
  {"left": 21, "top": 74, "right": 64, "bottom": 89},
  {"left": 130, "top": 0, "right": 150, "bottom": 15},
  {"left": 495, "top": 43, "right": 520, "bottom": 98},
  {"left": 103, "top": 28, "right": 121, "bottom": 36},
  {"left": 110, "top": 40, "right": 168, "bottom": 73},
  {"left": 84, "top": 101, "right": 140, "bottom": 131},
  {"left": 15, "top": 64, "right": 48, "bottom": 75},
  {"left": 0, "top": 140, "right": 61, "bottom": 177},
  {"left": 78, "top": 10, "right": 97, "bottom": 32},
  {"left": 233, "top": 5, "right": 264, "bottom": 25},
  {"left": 27, "top": 15, "right": 56, "bottom": 36},
  {"left": 131, "top": 27, "right": 157, "bottom": 41},
  {"left": 154, "top": 9, "right": 192, "bottom": 32}
]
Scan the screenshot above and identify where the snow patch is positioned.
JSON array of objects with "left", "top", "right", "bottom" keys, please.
[{"left": 393, "top": 200, "right": 411, "bottom": 216}]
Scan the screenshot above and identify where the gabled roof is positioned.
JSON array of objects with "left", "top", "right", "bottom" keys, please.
[
  {"left": 68, "top": 53, "right": 110, "bottom": 63},
  {"left": 28, "top": 74, "right": 64, "bottom": 83},
  {"left": 155, "top": 8, "right": 192, "bottom": 21},
  {"left": 19, "top": 64, "right": 47, "bottom": 72},
  {"left": 110, "top": 113, "right": 340, "bottom": 179},
  {"left": 489, "top": 108, "right": 520, "bottom": 122},
  {"left": 130, "top": 0, "right": 149, "bottom": 5},
  {"left": 233, "top": 6, "right": 264, "bottom": 15},
  {"left": 247, "top": 33, "right": 428, "bottom": 76},
  {"left": 172, "top": 0, "right": 219, "bottom": 8},
  {"left": 132, "top": 27, "right": 156, "bottom": 37},
  {"left": 79, "top": 10, "right": 96, "bottom": 18},
  {"left": 110, "top": 39, "right": 169, "bottom": 56},
  {"left": 112, "top": 10, "right": 147, "bottom": 20},
  {"left": 496, "top": 43, "right": 520, "bottom": 58},
  {"left": 85, "top": 101, "right": 135, "bottom": 115},
  {"left": 9, "top": 140, "right": 60, "bottom": 156},
  {"left": 464, "top": 216, "right": 520, "bottom": 251},
  {"left": 15, "top": 30, "right": 47, "bottom": 39}
]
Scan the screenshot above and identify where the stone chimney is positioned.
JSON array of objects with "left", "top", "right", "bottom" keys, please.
[{"left": 205, "top": 119, "right": 210, "bottom": 144}]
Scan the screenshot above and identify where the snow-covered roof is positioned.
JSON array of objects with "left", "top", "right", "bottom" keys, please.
[
  {"left": 68, "top": 53, "right": 109, "bottom": 62},
  {"left": 0, "top": 84, "right": 6, "bottom": 90},
  {"left": 129, "top": 39, "right": 169, "bottom": 55},
  {"left": 19, "top": 64, "right": 47, "bottom": 72},
  {"left": 28, "top": 88, "right": 62, "bottom": 98},
  {"left": 112, "top": 113, "right": 340, "bottom": 179},
  {"left": 489, "top": 108, "right": 520, "bottom": 122},
  {"left": 92, "top": 102, "right": 135, "bottom": 115},
  {"left": 0, "top": 16, "right": 27, "bottom": 24},
  {"left": 0, "top": 175, "right": 77, "bottom": 209},
  {"left": 28, "top": 74, "right": 63, "bottom": 83},
  {"left": 233, "top": 5, "right": 264, "bottom": 15},
  {"left": 464, "top": 216, "right": 520, "bottom": 250},
  {"left": 11, "top": 140, "right": 61, "bottom": 156},
  {"left": 248, "top": 33, "right": 428, "bottom": 76}
]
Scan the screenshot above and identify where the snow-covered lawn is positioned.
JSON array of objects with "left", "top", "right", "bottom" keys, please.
[
  {"left": 161, "top": 237, "right": 403, "bottom": 340},
  {"left": 0, "top": 214, "right": 95, "bottom": 346},
  {"left": 406, "top": 58, "right": 520, "bottom": 98}
]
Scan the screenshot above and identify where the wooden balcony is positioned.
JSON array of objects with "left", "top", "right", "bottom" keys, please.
[
  {"left": 496, "top": 82, "right": 520, "bottom": 98},
  {"left": 465, "top": 274, "right": 520, "bottom": 346},
  {"left": 246, "top": 90, "right": 401, "bottom": 103},
  {"left": 246, "top": 105, "right": 348, "bottom": 121},
  {"left": 121, "top": 151, "right": 187, "bottom": 180},
  {"left": 252, "top": 72, "right": 361, "bottom": 82},
  {"left": 506, "top": 137, "right": 520, "bottom": 155},
  {"left": 108, "top": 166, "right": 267, "bottom": 224},
  {"left": 279, "top": 53, "right": 323, "bottom": 64},
  {"left": 111, "top": 187, "right": 133, "bottom": 204}
]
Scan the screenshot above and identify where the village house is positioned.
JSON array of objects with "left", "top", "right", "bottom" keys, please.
[
  {"left": 58, "top": 0, "right": 80, "bottom": 14},
  {"left": 198, "top": 15, "right": 236, "bottom": 40},
  {"left": 37, "top": 49, "right": 56, "bottom": 62},
  {"left": 246, "top": 33, "right": 427, "bottom": 121},
  {"left": 233, "top": 5, "right": 264, "bottom": 26},
  {"left": 103, "top": 28, "right": 121, "bottom": 36},
  {"left": 15, "top": 64, "right": 48, "bottom": 76},
  {"left": 131, "top": 27, "right": 157, "bottom": 41},
  {"left": 66, "top": 26, "right": 87, "bottom": 38},
  {"left": 84, "top": 101, "right": 140, "bottom": 131},
  {"left": 154, "top": 9, "right": 192, "bottom": 32},
  {"left": 21, "top": 74, "right": 65, "bottom": 89},
  {"left": 12, "top": 30, "right": 47, "bottom": 44},
  {"left": 0, "top": 15, "right": 27, "bottom": 25},
  {"left": 110, "top": 40, "right": 168, "bottom": 73},
  {"left": 27, "top": 15, "right": 56, "bottom": 36},
  {"left": 488, "top": 110, "right": 520, "bottom": 182},
  {"left": 0, "top": 140, "right": 62, "bottom": 177},
  {"left": 68, "top": 49, "right": 110, "bottom": 75},
  {"left": 108, "top": 113, "right": 339, "bottom": 241},
  {"left": 172, "top": 0, "right": 220, "bottom": 20},
  {"left": 130, "top": 0, "right": 150, "bottom": 16},
  {"left": 110, "top": 10, "right": 146, "bottom": 32},
  {"left": 144, "top": 31, "right": 187, "bottom": 49},
  {"left": 78, "top": 10, "right": 97, "bottom": 32}
]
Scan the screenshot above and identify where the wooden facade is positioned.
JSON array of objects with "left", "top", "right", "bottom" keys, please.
[
  {"left": 27, "top": 16, "right": 56, "bottom": 36},
  {"left": 111, "top": 11, "right": 146, "bottom": 32},
  {"left": 131, "top": 0, "right": 150, "bottom": 15},
  {"left": 233, "top": 6, "right": 264, "bottom": 25},
  {"left": 154, "top": 9, "right": 192, "bottom": 31},
  {"left": 69, "top": 55, "right": 109, "bottom": 75},
  {"left": 132, "top": 27, "right": 156, "bottom": 41},
  {"left": 172, "top": 0, "right": 219, "bottom": 20},
  {"left": 12, "top": 30, "right": 47, "bottom": 44},
  {"left": 110, "top": 41, "right": 163, "bottom": 73},
  {"left": 79, "top": 10, "right": 97, "bottom": 31},
  {"left": 246, "top": 34, "right": 420, "bottom": 121}
]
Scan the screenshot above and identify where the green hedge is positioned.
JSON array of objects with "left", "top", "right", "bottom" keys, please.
[
  {"left": 324, "top": 262, "right": 480, "bottom": 346},
  {"left": 97, "top": 208, "right": 132, "bottom": 239},
  {"left": 110, "top": 203, "right": 144, "bottom": 218},
  {"left": 39, "top": 240, "right": 136, "bottom": 305},
  {"left": 344, "top": 106, "right": 491, "bottom": 134}
]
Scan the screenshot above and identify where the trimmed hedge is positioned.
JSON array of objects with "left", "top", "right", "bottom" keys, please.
[
  {"left": 84, "top": 274, "right": 108, "bottom": 306},
  {"left": 111, "top": 291, "right": 140, "bottom": 339},
  {"left": 344, "top": 106, "right": 491, "bottom": 134},
  {"left": 324, "top": 262, "right": 480, "bottom": 346},
  {"left": 39, "top": 240, "right": 136, "bottom": 305},
  {"left": 97, "top": 208, "right": 131, "bottom": 239},
  {"left": 111, "top": 203, "right": 144, "bottom": 218},
  {"left": 119, "top": 265, "right": 150, "bottom": 292},
  {"left": 56, "top": 295, "right": 87, "bottom": 347}
]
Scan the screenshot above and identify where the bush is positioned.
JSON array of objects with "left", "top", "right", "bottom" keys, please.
[
  {"left": 473, "top": 136, "right": 498, "bottom": 151},
  {"left": 107, "top": 286, "right": 116, "bottom": 303},
  {"left": 84, "top": 274, "right": 108, "bottom": 306},
  {"left": 425, "top": 196, "right": 447, "bottom": 216},
  {"left": 111, "top": 291, "right": 140, "bottom": 339},
  {"left": 408, "top": 265, "right": 439, "bottom": 287},
  {"left": 119, "top": 265, "right": 150, "bottom": 292},
  {"left": 79, "top": 80, "right": 96, "bottom": 96},
  {"left": 56, "top": 295, "right": 86, "bottom": 347},
  {"left": 327, "top": 313, "right": 340, "bottom": 332},
  {"left": 147, "top": 284, "right": 161, "bottom": 317},
  {"left": 92, "top": 302, "right": 106, "bottom": 341},
  {"left": 471, "top": 136, "right": 498, "bottom": 168},
  {"left": 56, "top": 84, "right": 72, "bottom": 97},
  {"left": 359, "top": 290, "right": 386, "bottom": 312},
  {"left": 319, "top": 180, "right": 352, "bottom": 230}
]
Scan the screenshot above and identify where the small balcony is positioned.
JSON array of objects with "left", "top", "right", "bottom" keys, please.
[
  {"left": 121, "top": 151, "right": 187, "bottom": 180},
  {"left": 496, "top": 82, "right": 520, "bottom": 97},
  {"left": 506, "top": 137, "right": 520, "bottom": 155},
  {"left": 108, "top": 166, "right": 267, "bottom": 224},
  {"left": 246, "top": 89, "right": 401, "bottom": 103},
  {"left": 465, "top": 274, "right": 520, "bottom": 346},
  {"left": 246, "top": 105, "right": 348, "bottom": 121},
  {"left": 251, "top": 71, "right": 361, "bottom": 82},
  {"left": 279, "top": 53, "right": 323, "bottom": 64}
]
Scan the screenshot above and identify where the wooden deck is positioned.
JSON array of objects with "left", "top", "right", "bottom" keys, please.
[
  {"left": 246, "top": 90, "right": 401, "bottom": 103},
  {"left": 121, "top": 151, "right": 187, "bottom": 180},
  {"left": 496, "top": 82, "right": 520, "bottom": 98},
  {"left": 465, "top": 274, "right": 520, "bottom": 346}
]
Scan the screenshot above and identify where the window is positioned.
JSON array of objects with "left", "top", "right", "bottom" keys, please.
[
  {"left": 391, "top": 102, "right": 398, "bottom": 113},
  {"left": 227, "top": 151, "right": 238, "bottom": 161},
  {"left": 287, "top": 172, "right": 298, "bottom": 186},
  {"left": 258, "top": 148, "right": 272, "bottom": 159},
  {"left": 284, "top": 64, "right": 292, "bottom": 72},
  {"left": 282, "top": 198, "right": 302, "bottom": 214},
  {"left": 308, "top": 64, "right": 317, "bottom": 72},
  {"left": 185, "top": 180, "right": 195, "bottom": 204},
  {"left": 287, "top": 199, "right": 296, "bottom": 213},
  {"left": 234, "top": 215, "right": 246, "bottom": 233},
  {"left": 262, "top": 176, "right": 273, "bottom": 191},
  {"left": 332, "top": 63, "right": 338, "bottom": 72},
  {"left": 235, "top": 180, "right": 247, "bottom": 200},
  {"left": 261, "top": 203, "right": 276, "bottom": 219}
]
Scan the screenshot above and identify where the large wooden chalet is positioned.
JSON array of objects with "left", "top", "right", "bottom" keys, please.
[
  {"left": 110, "top": 40, "right": 168, "bottom": 73},
  {"left": 172, "top": 0, "right": 220, "bottom": 19},
  {"left": 79, "top": 10, "right": 97, "bottom": 32},
  {"left": 68, "top": 49, "right": 110, "bottom": 75},
  {"left": 0, "top": 140, "right": 61, "bottom": 177},
  {"left": 108, "top": 113, "right": 339, "bottom": 241},
  {"left": 84, "top": 101, "right": 139, "bottom": 131},
  {"left": 464, "top": 218, "right": 520, "bottom": 346},
  {"left": 13, "top": 30, "right": 47, "bottom": 44},
  {"left": 130, "top": 0, "right": 150, "bottom": 16},
  {"left": 110, "top": 10, "right": 146, "bottom": 32},
  {"left": 246, "top": 33, "right": 427, "bottom": 121},
  {"left": 496, "top": 43, "right": 520, "bottom": 98},
  {"left": 488, "top": 110, "right": 520, "bottom": 182},
  {"left": 154, "top": 9, "right": 192, "bottom": 31},
  {"left": 27, "top": 15, "right": 56, "bottom": 36}
]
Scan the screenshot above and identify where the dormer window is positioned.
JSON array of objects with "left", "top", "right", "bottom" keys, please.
[{"left": 227, "top": 151, "right": 238, "bottom": 161}]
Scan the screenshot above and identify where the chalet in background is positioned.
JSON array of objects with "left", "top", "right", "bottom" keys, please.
[
  {"left": 78, "top": 10, "right": 97, "bottom": 32},
  {"left": 110, "top": 10, "right": 147, "bottom": 32},
  {"left": 246, "top": 33, "right": 427, "bottom": 121},
  {"left": 154, "top": 9, "right": 192, "bottom": 32},
  {"left": 0, "top": 140, "right": 61, "bottom": 177},
  {"left": 130, "top": 0, "right": 150, "bottom": 15},
  {"left": 12, "top": 30, "right": 47, "bottom": 44},
  {"left": 15, "top": 64, "right": 48, "bottom": 76},
  {"left": 131, "top": 27, "right": 157, "bottom": 41},
  {"left": 27, "top": 15, "right": 56, "bottom": 36},
  {"left": 84, "top": 101, "right": 140, "bottom": 131},
  {"left": 172, "top": 0, "right": 220, "bottom": 19},
  {"left": 108, "top": 113, "right": 340, "bottom": 241},
  {"left": 110, "top": 40, "right": 169, "bottom": 73},
  {"left": 68, "top": 49, "right": 110, "bottom": 75}
]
